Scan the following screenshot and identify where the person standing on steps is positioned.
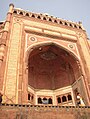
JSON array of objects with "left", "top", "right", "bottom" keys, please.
[{"left": 0, "top": 91, "right": 3, "bottom": 104}]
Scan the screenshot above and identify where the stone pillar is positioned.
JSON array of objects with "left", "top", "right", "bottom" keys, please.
[
  {"left": 22, "top": 66, "right": 28, "bottom": 104},
  {"left": 77, "top": 33, "right": 90, "bottom": 105},
  {"left": 0, "top": 4, "right": 14, "bottom": 91},
  {"left": 71, "top": 90, "right": 76, "bottom": 106}
]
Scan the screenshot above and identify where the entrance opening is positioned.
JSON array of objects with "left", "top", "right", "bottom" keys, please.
[
  {"left": 57, "top": 97, "right": 61, "bottom": 103},
  {"left": 62, "top": 96, "right": 67, "bottom": 102},
  {"left": 27, "top": 44, "right": 82, "bottom": 105},
  {"left": 68, "top": 95, "right": 72, "bottom": 101}
]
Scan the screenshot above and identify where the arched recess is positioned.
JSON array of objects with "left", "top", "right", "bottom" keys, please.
[
  {"left": 25, "top": 41, "right": 79, "bottom": 65},
  {"left": 24, "top": 41, "right": 89, "bottom": 105}
]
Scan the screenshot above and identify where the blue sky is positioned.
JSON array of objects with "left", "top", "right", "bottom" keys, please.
[{"left": 0, "top": 0, "right": 90, "bottom": 38}]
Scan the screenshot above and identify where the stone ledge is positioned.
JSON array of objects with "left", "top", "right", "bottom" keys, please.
[
  {"left": 0, "top": 103, "right": 90, "bottom": 108},
  {"left": 0, "top": 104, "right": 90, "bottom": 119}
]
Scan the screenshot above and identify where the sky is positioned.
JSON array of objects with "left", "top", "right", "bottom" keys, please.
[{"left": 0, "top": 0, "right": 90, "bottom": 38}]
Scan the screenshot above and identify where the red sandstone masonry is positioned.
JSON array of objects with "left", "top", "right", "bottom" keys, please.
[
  {"left": 0, "top": 104, "right": 90, "bottom": 119},
  {"left": 1, "top": 4, "right": 90, "bottom": 106}
]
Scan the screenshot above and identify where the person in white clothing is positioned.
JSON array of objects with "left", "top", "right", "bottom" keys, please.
[{"left": 76, "top": 93, "right": 85, "bottom": 106}]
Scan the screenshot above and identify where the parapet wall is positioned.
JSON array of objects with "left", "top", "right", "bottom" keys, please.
[{"left": 0, "top": 104, "right": 90, "bottom": 119}]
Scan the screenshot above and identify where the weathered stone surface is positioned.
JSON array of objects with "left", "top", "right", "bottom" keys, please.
[
  {"left": 0, "top": 104, "right": 90, "bottom": 119},
  {"left": 0, "top": 4, "right": 90, "bottom": 108}
]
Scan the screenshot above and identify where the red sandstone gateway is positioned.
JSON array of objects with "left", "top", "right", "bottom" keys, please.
[{"left": 0, "top": 4, "right": 90, "bottom": 107}]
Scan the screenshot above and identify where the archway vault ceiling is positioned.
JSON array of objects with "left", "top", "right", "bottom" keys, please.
[{"left": 28, "top": 44, "right": 81, "bottom": 90}]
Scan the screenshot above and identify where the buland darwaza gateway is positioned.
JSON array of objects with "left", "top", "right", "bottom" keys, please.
[{"left": 0, "top": 4, "right": 90, "bottom": 107}]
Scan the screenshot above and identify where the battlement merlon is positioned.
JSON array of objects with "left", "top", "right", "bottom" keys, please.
[{"left": 6, "top": 3, "right": 85, "bottom": 31}]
